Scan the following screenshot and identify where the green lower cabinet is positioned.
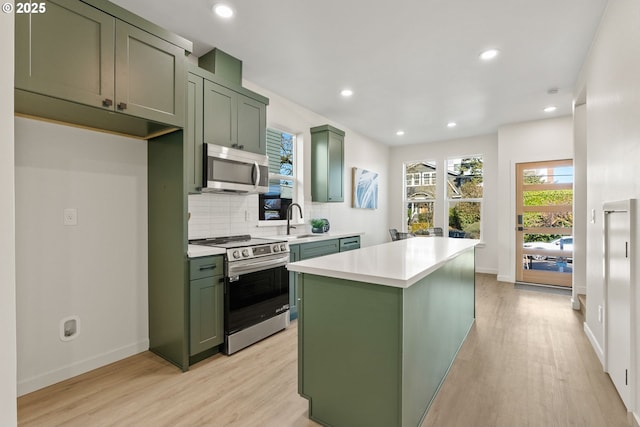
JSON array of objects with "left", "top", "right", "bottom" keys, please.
[
  {"left": 339, "top": 236, "right": 360, "bottom": 252},
  {"left": 189, "top": 277, "right": 224, "bottom": 356},
  {"left": 299, "top": 238, "right": 339, "bottom": 259},
  {"left": 189, "top": 256, "right": 224, "bottom": 358},
  {"left": 289, "top": 245, "right": 301, "bottom": 320}
]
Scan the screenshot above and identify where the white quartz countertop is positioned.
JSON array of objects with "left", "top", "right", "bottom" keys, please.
[
  {"left": 187, "top": 245, "right": 226, "bottom": 258},
  {"left": 187, "top": 231, "right": 364, "bottom": 258},
  {"left": 286, "top": 237, "right": 478, "bottom": 288}
]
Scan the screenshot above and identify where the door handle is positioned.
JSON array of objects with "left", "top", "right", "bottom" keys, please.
[{"left": 517, "top": 227, "right": 524, "bottom": 231}]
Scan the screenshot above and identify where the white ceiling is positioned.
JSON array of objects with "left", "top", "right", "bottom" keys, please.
[{"left": 111, "top": 0, "right": 608, "bottom": 146}]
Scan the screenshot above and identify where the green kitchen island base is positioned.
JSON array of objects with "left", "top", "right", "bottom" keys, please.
[{"left": 296, "top": 246, "right": 475, "bottom": 427}]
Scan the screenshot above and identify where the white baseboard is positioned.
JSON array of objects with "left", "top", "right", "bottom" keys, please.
[
  {"left": 475, "top": 267, "right": 498, "bottom": 275},
  {"left": 571, "top": 297, "right": 581, "bottom": 310},
  {"left": 632, "top": 411, "right": 640, "bottom": 427},
  {"left": 583, "top": 321, "right": 604, "bottom": 367},
  {"left": 497, "top": 274, "right": 512, "bottom": 283},
  {"left": 17, "top": 339, "right": 149, "bottom": 396}
]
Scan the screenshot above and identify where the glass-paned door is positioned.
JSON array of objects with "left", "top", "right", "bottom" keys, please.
[{"left": 516, "top": 160, "right": 573, "bottom": 287}]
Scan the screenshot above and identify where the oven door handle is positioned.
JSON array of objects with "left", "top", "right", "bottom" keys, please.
[{"left": 227, "top": 255, "right": 289, "bottom": 277}]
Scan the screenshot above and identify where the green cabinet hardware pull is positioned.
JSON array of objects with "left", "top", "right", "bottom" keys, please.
[
  {"left": 117, "top": 102, "right": 127, "bottom": 110},
  {"left": 102, "top": 99, "right": 113, "bottom": 107},
  {"left": 199, "top": 264, "right": 217, "bottom": 271}
]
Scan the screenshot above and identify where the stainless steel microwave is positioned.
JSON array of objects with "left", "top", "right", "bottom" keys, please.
[{"left": 203, "top": 144, "right": 269, "bottom": 194}]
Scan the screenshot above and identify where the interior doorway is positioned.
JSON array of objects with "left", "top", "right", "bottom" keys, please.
[{"left": 516, "top": 160, "right": 574, "bottom": 287}]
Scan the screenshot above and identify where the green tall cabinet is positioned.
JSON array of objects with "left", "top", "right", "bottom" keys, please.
[
  {"left": 15, "top": 0, "right": 189, "bottom": 135},
  {"left": 311, "top": 125, "right": 345, "bottom": 202},
  {"left": 186, "top": 72, "right": 205, "bottom": 194}
]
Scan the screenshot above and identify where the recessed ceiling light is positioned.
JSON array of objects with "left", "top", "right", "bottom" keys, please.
[
  {"left": 479, "top": 49, "right": 499, "bottom": 61},
  {"left": 396, "top": 130, "right": 405, "bottom": 136},
  {"left": 447, "top": 122, "right": 457, "bottom": 128},
  {"left": 544, "top": 106, "right": 557, "bottom": 113},
  {"left": 340, "top": 89, "right": 353, "bottom": 97},
  {"left": 213, "top": 3, "right": 234, "bottom": 18}
]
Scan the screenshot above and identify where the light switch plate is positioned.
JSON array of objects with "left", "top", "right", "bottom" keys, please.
[{"left": 63, "top": 208, "right": 77, "bottom": 226}]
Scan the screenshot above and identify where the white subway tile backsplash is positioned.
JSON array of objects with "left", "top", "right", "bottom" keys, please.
[
  {"left": 188, "top": 193, "right": 263, "bottom": 239},
  {"left": 187, "top": 193, "right": 336, "bottom": 240}
]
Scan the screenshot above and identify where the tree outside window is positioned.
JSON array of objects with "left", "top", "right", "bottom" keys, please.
[
  {"left": 404, "top": 161, "right": 436, "bottom": 234},
  {"left": 447, "top": 156, "right": 483, "bottom": 239}
]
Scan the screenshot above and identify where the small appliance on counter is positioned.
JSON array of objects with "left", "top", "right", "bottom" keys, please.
[{"left": 189, "top": 235, "right": 290, "bottom": 354}]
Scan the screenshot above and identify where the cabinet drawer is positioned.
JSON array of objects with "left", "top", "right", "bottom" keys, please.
[
  {"left": 300, "top": 239, "right": 339, "bottom": 260},
  {"left": 190, "top": 256, "right": 223, "bottom": 280},
  {"left": 339, "top": 236, "right": 361, "bottom": 252}
]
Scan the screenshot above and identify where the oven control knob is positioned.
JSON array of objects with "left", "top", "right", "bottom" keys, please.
[
  {"left": 280, "top": 244, "right": 287, "bottom": 251},
  {"left": 242, "top": 249, "right": 250, "bottom": 258},
  {"left": 273, "top": 245, "right": 280, "bottom": 252},
  {"left": 232, "top": 250, "right": 241, "bottom": 259}
]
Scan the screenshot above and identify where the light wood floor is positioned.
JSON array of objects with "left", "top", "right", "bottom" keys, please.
[{"left": 18, "top": 274, "right": 631, "bottom": 427}]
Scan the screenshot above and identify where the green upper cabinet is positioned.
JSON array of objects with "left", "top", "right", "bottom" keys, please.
[
  {"left": 114, "top": 20, "right": 185, "bottom": 127},
  {"left": 203, "top": 79, "right": 268, "bottom": 155},
  {"left": 15, "top": 0, "right": 189, "bottom": 132},
  {"left": 203, "top": 80, "right": 237, "bottom": 148},
  {"left": 237, "top": 94, "right": 267, "bottom": 154},
  {"left": 185, "top": 73, "right": 204, "bottom": 193},
  {"left": 15, "top": 0, "right": 115, "bottom": 108},
  {"left": 311, "top": 125, "right": 345, "bottom": 202}
]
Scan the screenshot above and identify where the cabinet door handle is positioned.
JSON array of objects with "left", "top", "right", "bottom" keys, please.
[
  {"left": 117, "top": 102, "right": 127, "bottom": 110},
  {"left": 102, "top": 99, "right": 113, "bottom": 107},
  {"left": 199, "top": 264, "right": 217, "bottom": 271}
]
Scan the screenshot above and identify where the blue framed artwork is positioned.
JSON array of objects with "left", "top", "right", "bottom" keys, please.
[{"left": 352, "top": 167, "right": 379, "bottom": 209}]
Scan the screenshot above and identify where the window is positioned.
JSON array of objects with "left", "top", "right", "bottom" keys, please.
[
  {"left": 447, "top": 156, "right": 483, "bottom": 239},
  {"left": 403, "top": 156, "right": 483, "bottom": 239},
  {"left": 404, "top": 161, "right": 437, "bottom": 234},
  {"left": 259, "top": 128, "right": 297, "bottom": 221}
]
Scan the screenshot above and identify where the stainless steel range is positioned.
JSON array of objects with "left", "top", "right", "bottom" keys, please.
[{"left": 190, "top": 235, "right": 290, "bottom": 354}]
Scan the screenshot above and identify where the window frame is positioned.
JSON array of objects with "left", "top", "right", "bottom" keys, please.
[
  {"left": 402, "top": 155, "right": 484, "bottom": 241},
  {"left": 257, "top": 128, "right": 303, "bottom": 227}
]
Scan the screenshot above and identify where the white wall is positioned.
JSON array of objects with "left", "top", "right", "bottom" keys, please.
[
  {"left": 14, "top": 118, "right": 149, "bottom": 395},
  {"left": 1, "top": 6, "right": 17, "bottom": 426},
  {"left": 575, "top": 0, "right": 640, "bottom": 419},
  {"left": 389, "top": 134, "right": 499, "bottom": 274},
  {"left": 573, "top": 103, "right": 587, "bottom": 306},
  {"left": 496, "top": 116, "right": 574, "bottom": 283},
  {"left": 188, "top": 80, "right": 391, "bottom": 248}
]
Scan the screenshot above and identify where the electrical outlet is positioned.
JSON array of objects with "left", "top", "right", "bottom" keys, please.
[{"left": 63, "top": 208, "right": 77, "bottom": 226}]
